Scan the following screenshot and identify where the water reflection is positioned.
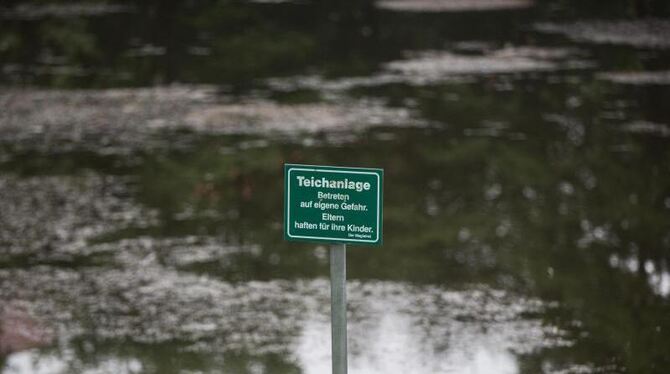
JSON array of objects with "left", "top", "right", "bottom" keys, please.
[
  {"left": 610, "top": 254, "right": 670, "bottom": 298},
  {"left": 1, "top": 0, "right": 670, "bottom": 373},
  {"left": 4, "top": 351, "right": 143, "bottom": 374},
  {"left": 377, "top": 0, "right": 533, "bottom": 13},
  {"left": 296, "top": 287, "right": 528, "bottom": 374},
  {"left": 4, "top": 351, "right": 67, "bottom": 374},
  {"left": 534, "top": 19, "right": 670, "bottom": 49},
  {"left": 2, "top": 274, "right": 563, "bottom": 374}
]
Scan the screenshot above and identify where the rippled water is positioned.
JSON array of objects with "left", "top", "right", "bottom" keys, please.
[{"left": 1, "top": 1, "right": 669, "bottom": 373}]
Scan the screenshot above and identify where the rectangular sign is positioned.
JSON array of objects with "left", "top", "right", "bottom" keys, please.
[{"left": 284, "top": 164, "right": 383, "bottom": 245}]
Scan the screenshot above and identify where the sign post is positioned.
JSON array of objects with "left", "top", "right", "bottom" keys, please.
[
  {"left": 284, "top": 164, "right": 383, "bottom": 374},
  {"left": 330, "top": 244, "right": 347, "bottom": 374}
]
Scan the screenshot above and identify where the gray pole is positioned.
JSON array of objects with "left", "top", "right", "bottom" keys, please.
[{"left": 330, "top": 244, "right": 347, "bottom": 374}]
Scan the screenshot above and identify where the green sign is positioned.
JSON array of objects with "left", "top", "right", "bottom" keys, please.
[{"left": 284, "top": 164, "right": 383, "bottom": 245}]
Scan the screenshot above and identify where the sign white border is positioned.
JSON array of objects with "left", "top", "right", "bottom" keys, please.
[{"left": 286, "top": 167, "right": 381, "bottom": 243}]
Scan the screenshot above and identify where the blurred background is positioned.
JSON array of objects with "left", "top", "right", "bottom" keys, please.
[{"left": 0, "top": 0, "right": 669, "bottom": 373}]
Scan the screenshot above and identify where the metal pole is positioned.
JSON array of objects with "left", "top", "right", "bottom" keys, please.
[{"left": 330, "top": 244, "right": 347, "bottom": 374}]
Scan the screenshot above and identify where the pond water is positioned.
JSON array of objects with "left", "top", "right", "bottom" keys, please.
[{"left": 0, "top": 1, "right": 669, "bottom": 373}]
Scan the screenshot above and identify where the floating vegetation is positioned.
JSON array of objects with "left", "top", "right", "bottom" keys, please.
[
  {"left": 246, "top": 0, "right": 302, "bottom": 3},
  {"left": 0, "top": 2, "right": 131, "bottom": 20},
  {"left": 598, "top": 70, "right": 670, "bottom": 85},
  {"left": 386, "top": 46, "right": 590, "bottom": 79},
  {"left": 0, "top": 174, "right": 157, "bottom": 258},
  {"left": 0, "top": 265, "right": 571, "bottom": 372},
  {"left": 183, "top": 100, "right": 417, "bottom": 134},
  {"left": 80, "top": 236, "right": 260, "bottom": 270},
  {"left": 0, "top": 86, "right": 419, "bottom": 155},
  {"left": 267, "top": 46, "right": 589, "bottom": 94},
  {"left": 377, "top": 0, "right": 533, "bottom": 12},
  {"left": 621, "top": 120, "right": 670, "bottom": 137},
  {"left": 387, "top": 50, "right": 552, "bottom": 77},
  {"left": 0, "top": 86, "right": 217, "bottom": 154},
  {"left": 534, "top": 19, "right": 670, "bottom": 49}
]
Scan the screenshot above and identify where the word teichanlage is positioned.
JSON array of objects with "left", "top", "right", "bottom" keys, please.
[
  {"left": 296, "top": 176, "right": 371, "bottom": 192},
  {"left": 284, "top": 164, "right": 383, "bottom": 245}
]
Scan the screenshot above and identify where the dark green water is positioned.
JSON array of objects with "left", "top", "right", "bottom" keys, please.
[{"left": 1, "top": 1, "right": 669, "bottom": 373}]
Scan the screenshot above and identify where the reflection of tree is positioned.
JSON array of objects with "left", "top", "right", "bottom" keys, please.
[
  {"left": 111, "top": 74, "right": 670, "bottom": 371},
  {"left": 10, "top": 339, "right": 301, "bottom": 374},
  {"left": 1, "top": 78, "right": 667, "bottom": 371},
  {"left": 1, "top": 1, "right": 669, "bottom": 372},
  {"left": 0, "top": 18, "right": 99, "bottom": 86},
  {"left": 6, "top": 111, "right": 667, "bottom": 371},
  {"left": 9, "top": 0, "right": 667, "bottom": 87},
  {"left": 359, "top": 78, "right": 670, "bottom": 372}
]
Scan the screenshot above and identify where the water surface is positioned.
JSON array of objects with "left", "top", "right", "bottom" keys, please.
[{"left": 1, "top": 1, "right": 669, "bottom": 373}]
